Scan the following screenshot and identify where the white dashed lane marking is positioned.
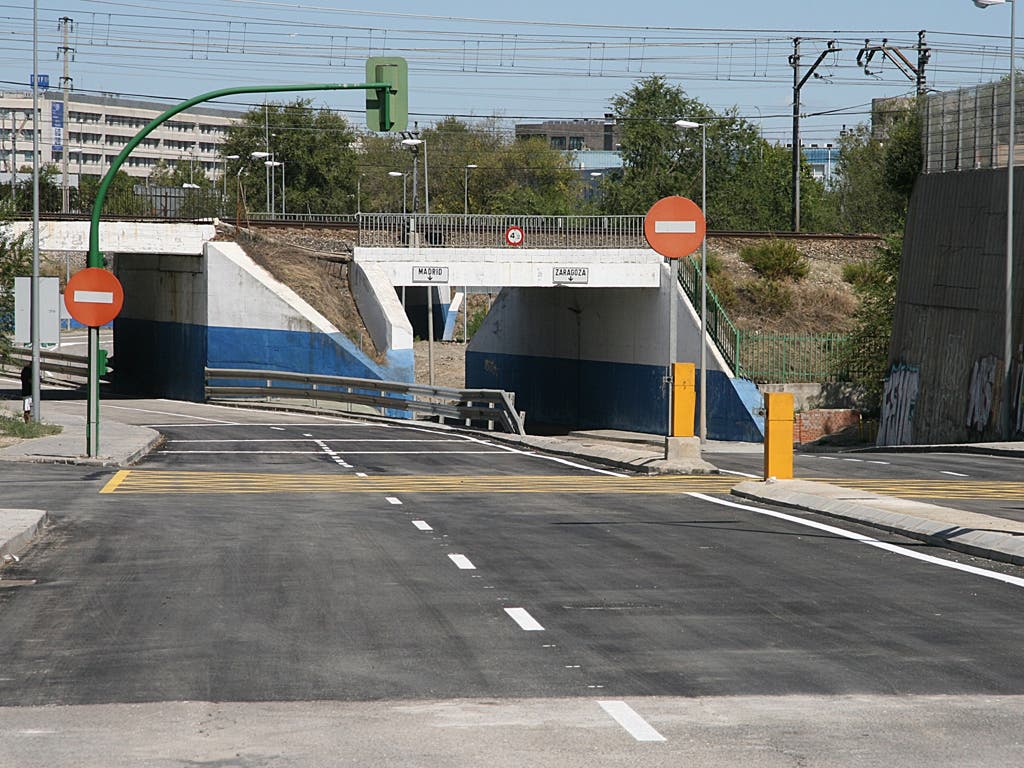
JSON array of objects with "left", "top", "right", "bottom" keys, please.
[
  {"left": 412, "top": 520, "right": 432, "bottom": 531},
  {"left": 385, "top": 497, "right": 403, "bottom": 506},
  {"left": 504, "top": 607, "right": 544, "bottom": 631},
  {"left": 598, "top": 701, "right": 666, "bottom": 742},
  {"left": 448, "top": 554, "right": 476, "bottom": 570}
]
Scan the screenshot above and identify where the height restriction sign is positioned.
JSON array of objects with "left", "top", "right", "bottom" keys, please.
[{"left": 644, "top": 196, "right": 706, "bottom": 259}]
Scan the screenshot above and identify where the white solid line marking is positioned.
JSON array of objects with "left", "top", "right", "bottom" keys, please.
[
  {"left": 504, "top": 607, "right": 544, "bottom": 631},
  {"left": 459, "top": 435, "right": 627, "bottom": 477},
  {"left": 843, "top": 458, "right": 864, "bottom": 463},
  {"left": 271, "top": 426, "right": 285, "bottom": 431},
  {"left": 103, "top": 404, "right": 236, "bottom": 423},
  {"left": 720, "top": 469, "right": 760, "bottom": 479},
  {"left": 688, "top": 493, "right": 1024, "bottom": 589},
  {"left": 385, "top": 497, "right": 403, "bottom": 505},
  {"left": 158, "top": 450, "right": 320, "bottom": 455},
  {"left": 73, "top": 289, "right": 114, "bottom": 304},
  {"left": 654, "top": 220, "right": 697, "bottom": 234},
  {"left": 356, "top": 472, "right": 368, "bottom": 478},
  {"left": 448, "top": 553, "right": 476, "bottom": 570},
  {"left": 867, "top": 460, "right": 891, "bottom": 465},
  {"left": 412, "top": 520, "right": 432, "bottom": 531},
  {"left": 940, "top": 470, "right": 970, "bottom": 477},
  {"left": 598, "top": 701, "right": 666, "bottom": 743}
]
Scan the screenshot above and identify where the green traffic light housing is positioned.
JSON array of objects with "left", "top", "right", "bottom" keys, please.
[{"left": 366, "top": 56, "right": 408, "bottom": 132}]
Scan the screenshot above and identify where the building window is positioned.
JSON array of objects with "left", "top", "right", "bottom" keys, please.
[
  {"left": 568, "top": 136, "right": 585, "bottom": 150},
  {"left": 550, "top": 136, "right": 567, "bottom": 150}
]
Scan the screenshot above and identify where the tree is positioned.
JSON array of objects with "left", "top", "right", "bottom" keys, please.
[
  {"left": 601, "top": 75, "right": 835, "bottom": 230},
  {"left": 77, "top": 170, "right": 152, "bottom": 217},
  {"left": 13, "top": 164, "right": 61, "bottom": 214},
  {"left": 355, "top": 117, "right": 582, "bottom": 216},
  {"left": 221, "top": 99, "right": 359, "bottom": 215},
  {"left": 0, "top": 205, "right": 32, "bottom": 362},
  {"left": 830, "top": 101, "right": 921, "bottom": 234}
]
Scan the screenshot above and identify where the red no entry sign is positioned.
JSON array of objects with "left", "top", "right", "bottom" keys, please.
[
  {"left": 644, "top": 196, "right": 706, "bottom": 259},
  {"left": 65, "top": 268, "right": 124, "bottom": 327}
]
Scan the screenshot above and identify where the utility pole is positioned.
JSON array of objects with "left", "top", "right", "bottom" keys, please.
[
  {"left": 790, "top": 38, "right": 840, "bottom": 233},
  {"left": 58, "top": 16, "right": 74, "bottom": 213},
  {"left": 856, "top": 31, "right": 930, "bottom": 95}
]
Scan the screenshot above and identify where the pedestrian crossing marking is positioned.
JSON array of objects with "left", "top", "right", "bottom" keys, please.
[
  {"left": 100, "top": 470, "right": 738, "bottom": 495},
  {"left": 98, "top": 470, "right": 1024, "bottom": 501}
]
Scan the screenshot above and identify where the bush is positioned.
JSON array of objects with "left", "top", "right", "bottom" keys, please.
[
  {"left": 740, "top": 278, "right": 793, "bottom": 314},
  {"left": 740, "top": 240, "right": 810, "bottom": 282},
  {"left": 841, "top": 259, "right": 876, "bottom": 287}
]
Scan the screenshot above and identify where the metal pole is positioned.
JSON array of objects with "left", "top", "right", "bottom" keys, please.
[
  {"left": 281, "top": 161, "right": 286, "bottom": 215},
  {"left": 1007, "top": 0, "right": 1017, "bottom": 439},
  {"left": 30, "top": 0, "right": 41, "bottom": 423},
  {"left": 791, "top": 37, "right": 802, "bottom": 233},
  {"left": 464, "top": 165, "right": 469, "bottom": 215},
  {"left": 699, "top": 123, "right": 708, "bottom": 445},
  {"left": 60, "top": 16, "right": 71, "bottom": 214},
  {"left": 427, "top": 285, "right": 435, "bottom": 386}
]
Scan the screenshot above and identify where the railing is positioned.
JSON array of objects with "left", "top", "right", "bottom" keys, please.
[
  {"left": 738, "top": 333, "right": 855, "bottom": 384},
  {"left": 357, "top": 213, "right": 648, "bottom": 249},
  {"left": 205, "top": 368, "right": 526, "bottom": 435},
  {"left": 677, "top": 255, "right": 741, "bottom": 373},
  {"left": 0, "top": 347, "right": 103, "bottom": 387}
]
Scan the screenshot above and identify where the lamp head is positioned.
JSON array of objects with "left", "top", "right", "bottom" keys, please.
[
  {"left": 674, "top": 119, "right": 701, "bottom": 129},
  {"left": 466, "top": 164, "right": 478, "bottom": 169},
  {"left": 388, "top": 171, "right": 404, "bottom": 177},
  {"left": 250, "top": 151, "right": 271, "bottom": 159},
  {"left": 973, "top": 0, "right": 1009, "bottom": 7}
]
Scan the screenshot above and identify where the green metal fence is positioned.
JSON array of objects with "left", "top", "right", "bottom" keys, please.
[{"left": 677, "top": 255, "right": 876, "bottom": 384}]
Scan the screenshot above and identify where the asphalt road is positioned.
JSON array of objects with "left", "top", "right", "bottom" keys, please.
[{"left": 2, "top": 402, "right": 1024, "bottom": 766}]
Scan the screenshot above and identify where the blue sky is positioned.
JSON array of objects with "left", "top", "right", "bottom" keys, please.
[{"left": 3, "top": 1, "right": 1016, "bottom": 143}]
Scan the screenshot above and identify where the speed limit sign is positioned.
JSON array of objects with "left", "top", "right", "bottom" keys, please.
[{"left": 505, "top": 225, "right": 525, "bottom": 247}]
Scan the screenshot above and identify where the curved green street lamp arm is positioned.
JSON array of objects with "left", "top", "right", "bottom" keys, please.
[{"left": 88, "top": 81, "right": 390, "bottom": 267}]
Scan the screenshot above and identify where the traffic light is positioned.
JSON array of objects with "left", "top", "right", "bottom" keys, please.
[
  {"left": 365, "top": 57, "right": 408, "bottom": 132},
  {"left": 97, "top": 348, "right": 110, "bottom": 376}
]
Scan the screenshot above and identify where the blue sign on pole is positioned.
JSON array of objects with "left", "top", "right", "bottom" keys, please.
[
  {"left": 30, "top": 74, "right": 50, "bottom": 89},
  {"left": 51, "top": 102, "right": 64, "bottom": 151}
]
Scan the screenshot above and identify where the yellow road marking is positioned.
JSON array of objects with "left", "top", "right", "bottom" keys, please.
[
  {"left": 102, "top": 470, "right": 739, "bottom": 495},
  {"left": 99, "top": 470, "right": 1024, "bottom": 501},
  {"left": 99, "top": 469, "right": 132, "bottom": 494}
]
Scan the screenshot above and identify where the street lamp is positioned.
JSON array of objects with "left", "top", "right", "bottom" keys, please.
[
  {"left": 250, "top": 150, "right": 271, "bottom": 213},
  {"left": 401, "top": 136, "right": 436, "bottom": 385},
  {"left": 464, "top": 163, "right": 477, "bottom": 214},
  {"left": 388, "top": 171, "right": 407, "bottom": 214},
  {"left": 973, "top": 0, "right": 1017, "bottom": 440},
  {"left": 221, "top": 153, "right": 239, "bottom": 199},
  {"left": 675, "top": 119, "right": 708, "bottom": 445},
  {"left": 265, "top": 159, "right": 283, "bottom": 216}
]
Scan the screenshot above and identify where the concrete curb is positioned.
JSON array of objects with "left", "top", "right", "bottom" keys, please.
[
  {"left": 732, "top": 480, "right": 1024, "bottom": 566},
  {"left": 0, "top": 509, "right": 48, "bottom": 559}
]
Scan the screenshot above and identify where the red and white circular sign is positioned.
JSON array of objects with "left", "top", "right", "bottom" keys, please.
[
  {"left": 64, "top": 268, "right": 124, "bottom": 327},
  {"left": 505, "top": 225, "right": 525, "bottom": 247},
  {"left": 644, "top": 196, "right": 706, "bottom": 259}
]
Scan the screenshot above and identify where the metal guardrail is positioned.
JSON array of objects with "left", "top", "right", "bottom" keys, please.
[
  {"left": 205, "top": 367, "right": 526, "bottom": 435},
  {"left": 1, "top": 347, "right": 102, "bottom": 386},
  {"left": 357, "top": 213, "right": 647, "bottom": 249}
]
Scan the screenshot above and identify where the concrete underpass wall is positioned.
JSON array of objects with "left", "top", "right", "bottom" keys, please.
[
  {"left": 466, "top": 264, "right": 764, "bottom": 439},
  {"left": 115, "top": 252, "right": 208, "bottom": 400},
  {"left": 116, "top": 240, "right": 405, "bottom": 401},
  {"left": 882, "top": 169, "right": 1024, "bottom": 445}
]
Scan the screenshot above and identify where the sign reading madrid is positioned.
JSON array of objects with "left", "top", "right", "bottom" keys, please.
[
  {"left": 644, "top": 196, "right": 706, "bottom": 259},
  {"left": 64, "top": 268, "right": 124, "bottom": 327},
  {"left": 412, "top": 266, "right": 449, "bottom": 283}
]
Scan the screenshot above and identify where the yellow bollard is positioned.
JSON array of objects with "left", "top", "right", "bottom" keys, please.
[
  {"left": 763, "top": 392, "right": 794, "bottom": 480},
  {"left": 672, "top": 362, "right": 696, "bottom": 438}
]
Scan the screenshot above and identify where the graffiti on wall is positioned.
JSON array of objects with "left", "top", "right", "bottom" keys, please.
[
  {"left": 965, "top": 354, "right": 999, "bottom": 433},
  {"left": 878, "top": 363, "right": 919, "bottom": 446}
]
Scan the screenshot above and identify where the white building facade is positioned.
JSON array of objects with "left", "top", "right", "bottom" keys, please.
[{"left": 0, "top": 90, "right": 242, "bottom": 182}]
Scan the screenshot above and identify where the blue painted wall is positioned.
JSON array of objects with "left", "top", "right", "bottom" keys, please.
[
  {"left": 114, "top": 318, "right": 207, "bottom": 401},
  {"left": 466, "top": 350, "right": 764, "bottom": 441},
  {"left": 114, "top": 319, "right": 413, "bottom": 402}
]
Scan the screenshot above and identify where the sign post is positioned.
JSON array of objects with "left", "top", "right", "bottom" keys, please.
[
  {"left": 64, "top": 268, "right": 124, "bottom": 457},
  {"left": 644, "top": 196, "right": 706, "bottom": 446}
]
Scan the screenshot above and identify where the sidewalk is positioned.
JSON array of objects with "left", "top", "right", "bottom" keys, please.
[{"left": 1, "top": 400, "right": 1022, "bottom": 568}]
